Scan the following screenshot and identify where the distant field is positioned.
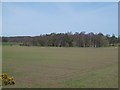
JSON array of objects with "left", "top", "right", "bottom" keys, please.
[
  {"left": 2, "top": 46, "right": 118, "bottom": 88},
  {"left": 2, "top": 42, "right": 18, "bottom": 46}
]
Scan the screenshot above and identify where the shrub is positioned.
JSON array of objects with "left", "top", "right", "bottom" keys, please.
[{"left": 0, "top": 73, "right": 15, "bottom": 86}]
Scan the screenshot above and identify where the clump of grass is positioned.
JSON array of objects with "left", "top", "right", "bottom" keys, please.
[{"left": 0, "top": 73, "right": 15, "bottom": 86}]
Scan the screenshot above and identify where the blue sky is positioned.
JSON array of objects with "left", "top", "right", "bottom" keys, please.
[
  {"left": 0, "top": 3, "right": 2, "bottom": 36},
  {"left": 1, "top": 2, "right": 118, "bottom": 36}
]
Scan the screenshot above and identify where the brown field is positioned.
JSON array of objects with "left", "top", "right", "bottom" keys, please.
[{"left": 2, "top": 46, "right": 118, "bottom": 88}]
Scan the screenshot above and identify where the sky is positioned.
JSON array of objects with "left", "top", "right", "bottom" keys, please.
[
  {"left": 0, "top": 3, "right": 2, "bottom": 36},
  {"left": 1, "top": 2, "right": 118, "bottom": 36},
  {"left": 1, "top": 0, "right": 119, "bottom": 2}
]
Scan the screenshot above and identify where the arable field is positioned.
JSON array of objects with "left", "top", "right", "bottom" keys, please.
[{"left": 2, "top": 46, "right": 118, "bottom": 88}]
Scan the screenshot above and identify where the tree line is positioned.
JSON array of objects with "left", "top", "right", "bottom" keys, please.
[{"left": 2, "top": 32, "right": 119, "bottom": 47}]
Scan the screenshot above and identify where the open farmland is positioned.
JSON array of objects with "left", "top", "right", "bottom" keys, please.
[{"left": 2, "top": 46, "right": 118, "bottom": 88}]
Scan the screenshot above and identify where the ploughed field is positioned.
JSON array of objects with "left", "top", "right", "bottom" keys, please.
[{"left": 2, "top": 46, "right": 118, "bottom": 88}]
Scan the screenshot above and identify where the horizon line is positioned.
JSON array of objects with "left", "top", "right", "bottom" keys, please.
[{"left": 1, "top": 31, "right": 118, "bottom": 37}]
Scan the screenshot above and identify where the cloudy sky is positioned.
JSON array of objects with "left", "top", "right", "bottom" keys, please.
[{"left": 1, "top": 2, "right": 118, "bottom": 36}]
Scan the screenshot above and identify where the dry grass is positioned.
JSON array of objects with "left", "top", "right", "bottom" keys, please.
[{"left": 2, "top": 46, "right": 118, "bottom": 88}]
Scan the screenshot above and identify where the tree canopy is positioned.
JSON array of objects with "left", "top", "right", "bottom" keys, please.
[{"left": 2, "top": 32, "right": 119, "bottom": 47}]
